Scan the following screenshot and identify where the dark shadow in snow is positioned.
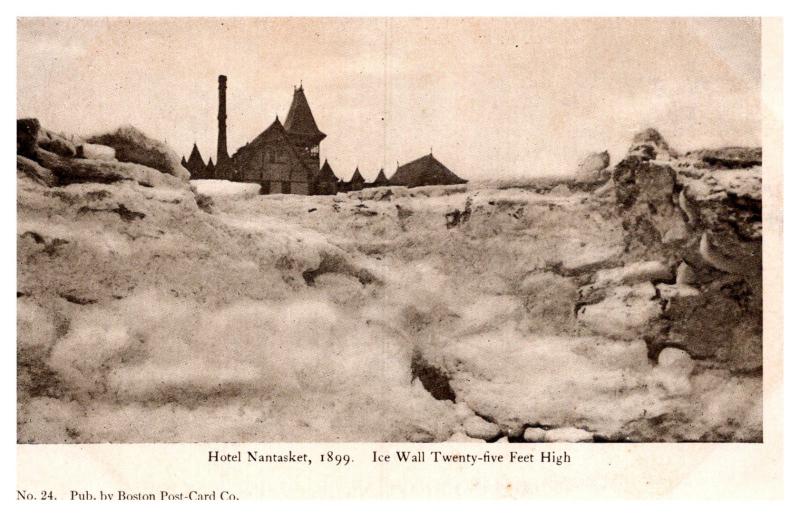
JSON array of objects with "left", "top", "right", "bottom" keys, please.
[{"left": 410, "top": 350, "right": 456, "bottom": 402}]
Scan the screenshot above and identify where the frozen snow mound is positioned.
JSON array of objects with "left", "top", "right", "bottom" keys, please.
[
  {"left": 87, "top": 125, "right": 190, "bottom": 181},
  {"left": 17, "top": 124, "right": 763, "bottom": 443},
  {"left": 191, "top": 180, "right": 261, "bottom": 199}
]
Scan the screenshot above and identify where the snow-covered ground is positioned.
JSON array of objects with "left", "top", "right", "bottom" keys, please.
[
  {"left": 190, "top": 179, "right": 261, "bottom": 198},
  {"left": 17, "top": 177, "right": 761, "bottom": 442}
]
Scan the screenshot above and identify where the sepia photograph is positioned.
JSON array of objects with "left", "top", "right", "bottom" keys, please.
[{"left": 16, "top": 17, "right": 766, "bottom": 446}]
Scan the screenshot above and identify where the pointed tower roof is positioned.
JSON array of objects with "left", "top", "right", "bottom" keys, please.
[
  {"left": 180, "top": 156, "right": 187, "bottom": 167},
  {"left": 350, "top": 167, "right": 365, "bottom": 183},
  {"left": 374, "top": 168, "right": 389, "bottom": 185},
  {"left": 284, "top": 85, "right": 326, "bottom": 143},
  {"left": 186, "top": 143, "right": 205, "bottom": 174},
  {"left": 205, "top": 157, "right": 215, "bottom": 173},
  {"left": 318, "top": 159, "right": 338, "bottom": 181}
]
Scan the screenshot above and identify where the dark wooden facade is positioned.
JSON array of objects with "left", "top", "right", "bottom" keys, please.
[
  {"left": 229, "top": 117, "right": 314, "bottom": 195},
  {"left": 186, "top": 82, "right": 337, "bottom": 195},
  {"left": 185, "top": 77, "right": 466, "bottom": 194}
]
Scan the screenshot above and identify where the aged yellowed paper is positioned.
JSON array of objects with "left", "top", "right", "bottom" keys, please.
[{"left": 15, "top": 16, "right": 782, "bottom": 499}]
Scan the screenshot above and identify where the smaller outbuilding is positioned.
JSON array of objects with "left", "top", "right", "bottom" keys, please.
[
  {"left": 315, "top": 159, "right": 339, "bottom": 195},
  {"left": 390, "top": 152, "right": 466, "bottom": 188},
  {"left": 185, "top": 143, "right": 209, "bottom": 179},
  {"left": 369, "top": 168, "right": 390, "bottom": 188},
  {"left": 348, "top": 167, "right": 366, "bottom": 191}
]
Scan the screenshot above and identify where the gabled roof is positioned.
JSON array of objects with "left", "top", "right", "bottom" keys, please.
[
  {"left": 318, "top": 159, "right": 338, "bottom": 182},
  {"left": 236, "top": 117, "right": 292, "bottom": 157},
  {"left": 232, "top": 116, "right": 313, "bottom": 180},
  {"left": 249, "top": 116, "right": 288, "bottom": 147},
  {"left": 350, "top": 167, "right": 365, "bottom": 183},
  {"left": 284, "top": 85, "right": 326, "bottom": 143},
  {"left": 390, "top": 153, "right": 466, "bottom": 188}
]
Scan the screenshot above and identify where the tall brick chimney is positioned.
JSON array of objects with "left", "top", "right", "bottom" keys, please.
[{"left": 217, "top": 75, "right": 229, "bottom": 165}]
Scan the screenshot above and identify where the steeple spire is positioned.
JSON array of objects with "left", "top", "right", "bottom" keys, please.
[{"left": 284, "top": 85, "right": 326, "bottom": 143}]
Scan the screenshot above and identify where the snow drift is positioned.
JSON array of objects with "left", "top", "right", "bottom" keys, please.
[{"left": 17, "top": 124, "right": 763, "bottom": 442}]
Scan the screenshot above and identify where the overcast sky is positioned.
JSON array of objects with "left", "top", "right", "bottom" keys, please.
[{"left": 17, "top": 17, "right": 761, "bottom": 181}]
